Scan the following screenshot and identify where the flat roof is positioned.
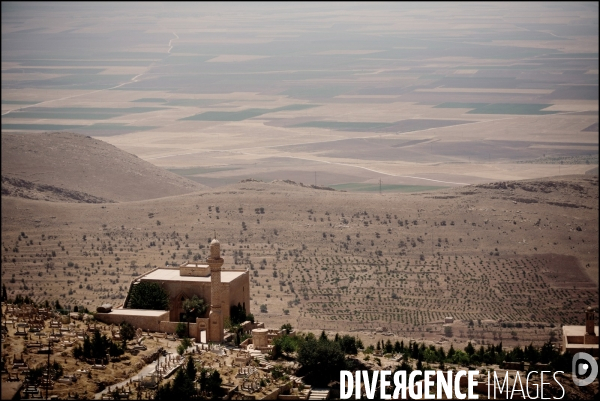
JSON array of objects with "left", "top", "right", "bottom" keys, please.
[
  {"left": 104, "top": 309, "right": 168, "bottom": 317},
  {"left": 563, "top": 325, "right": 599, "bottom": 336},
  {"left": 140, "top": 268, "right": 246, "bottom": 283}
]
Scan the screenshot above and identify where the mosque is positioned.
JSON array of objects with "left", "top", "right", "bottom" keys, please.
[
  {"left": 561, "top": 306, "right": 599, "bottom": 357},
  {"left": 95, "top": 238, "right": 250, "bottom": 343}
]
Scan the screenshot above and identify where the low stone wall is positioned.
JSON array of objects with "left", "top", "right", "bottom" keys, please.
[
  {"left": 159, "top": 320, "right": 182, "bottom": 335},
  {"left": 240, "top": 337, "right": 252, "bottom": 348},
  {"left": 95, "top": 311, "right": 169, "bottom": 332},
  {"left": 96, "top": 312, "right": 212, "bottom": 342},
  {"left": 158, "top": 318, "right": 209, "bottom": 342},
  {"left": 158, "top": 321, "right": 198, "bottom": 339},
  {"left": 261, "top": 382, "right": 293, "bottom": 400}
]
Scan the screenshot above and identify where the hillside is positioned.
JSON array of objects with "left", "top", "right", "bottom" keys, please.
[
  {"left": 1, "top": 132, "right": 206, "bottom": 202},
  {"left": 1, "top": 174, "right": 597, "bottom": 348}
]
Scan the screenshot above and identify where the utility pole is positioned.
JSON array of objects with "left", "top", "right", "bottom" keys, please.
[
  {"left": 315, "top": 171, "right": 317, "bottom": 187},
  {"left": 379, "top": 179, "right": 382, "bottom": 195}
]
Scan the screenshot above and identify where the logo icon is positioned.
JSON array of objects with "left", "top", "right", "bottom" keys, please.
[{"left": 572, "top": 352, "right": 598, "bottom": 386}]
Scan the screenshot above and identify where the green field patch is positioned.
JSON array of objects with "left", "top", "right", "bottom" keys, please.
[
  {"left": 3, "top": 112, "right": 126, "bottom": 120},
  {"left": 35, "top": 74, "right": 135, "bottom": 85},
  {"left": 164, "top": 99, "right": 223, "bottom": 107},
  {"left": 291, "top": 121, "right": 394, "bottom": 131},
  {"left": 3, "top": 68, "right": 105, "bottom": 74},
  {"left": 275, "top": 104, "right": 317, "bottom": 112},
  {"left": 436, "top": 102, "right": 558, "bottom": 115},
  {"left": 28, "top": 107, "right": 167, "bottom": 114},
  {"left": 132, "top": 98, "right": 168, "bottom": 103},
  {"left": 168, "top": 166, "right": 241, "bottom": 176},
  {"left": 419, "top": 74, "right": 446, "bottom": 80},
  {"left": 159, "top": 55, "right": 213, "bottom": 64},
  {"left": 133, "top": 97, "right": 225, "bottom": 107},
  {"left": 1, "top": 123, "right": 155, "bottom": 135},
  {"left": 79, "top": 123, "right": 157, "bottom": 136},
  {"left": 455, "top": 65, "right": 539, "bottom": 70},
  {"left": 2, "top": 74, "right": 139, "bottom": 90},
  {"left": 1, "top": 100, "right": 39, "bottom": 105},
  {"left": 281, "top": 86, "right": 348, "bottom": 98},
  {"left": 18, "top": 60, "right": 153, "bottom": 67},
  {"left": 3, "top": 106, "right": 167, "bottom": 120},
  {"left": 540, "top": 53, "right": 598, "bottom": 58},
  {"left": 330, "top": 183, "right": 447, "bottom": 193},
  {"left": 94, "top": 52, "right": 168, "bottom": 59},
  {"left": 435, "top": 102, "right": 489, "bottom": 109},
  {"left": 181, "top": 104, "right": 316, "bottom": 121},
  {"left": 182, "top": 108, "right": 270, "bottom": 121},
  {"left": 467, "top": 103, "right": 556, "bottom": 115},
  {"left": 1, "top": 123, "right": 86, "bottom": 131}
]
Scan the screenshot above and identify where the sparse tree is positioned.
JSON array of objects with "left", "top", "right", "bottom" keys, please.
[
  {"left": 183, "top": 295, "right": 207, "bottom": 337},
  {"left": 128, "top": 282, "right": 169, "bottom": 310}
]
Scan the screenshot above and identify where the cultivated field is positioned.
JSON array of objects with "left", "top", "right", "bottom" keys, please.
[
  {"left": 2, "top": 3, "right": 597, "bottom": 191},
  {"left": 1, "top": 0, "right": 598, "bottom": 355},
  {"left": 2, "top": 174, "right": 597, "bottom": 349}
]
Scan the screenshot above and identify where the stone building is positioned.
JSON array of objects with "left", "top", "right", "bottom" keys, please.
[
  {"left": 96, "top": 238, "right": 250, "bottom": 343},
  {"left": 562, "top": 306, "right": 599, "bottom": 357}
]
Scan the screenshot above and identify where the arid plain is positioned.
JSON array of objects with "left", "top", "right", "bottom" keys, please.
[{"left": 2, "top": 2, "right": 598, "bottom": 350}]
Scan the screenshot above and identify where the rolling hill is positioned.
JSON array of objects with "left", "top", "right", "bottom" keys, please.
[{"left": 1, "top": 132, "right": 206, "bottom": 202}]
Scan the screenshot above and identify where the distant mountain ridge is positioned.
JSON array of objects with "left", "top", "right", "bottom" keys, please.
[{"left": 1, "top": 132, "right": 206, "bottom": 202}]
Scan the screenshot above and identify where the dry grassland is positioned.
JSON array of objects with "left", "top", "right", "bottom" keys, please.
[
  {"left": 1, "top": 0, "right": 598, "bottom": 363},
  {"left": 2, "top": 175, "right": 597, "bottom": 349}
]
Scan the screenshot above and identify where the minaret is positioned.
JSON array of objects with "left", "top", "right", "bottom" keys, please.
[
  {"left": 207, "top": 238, "right": 224, "bottom": 342},
  {"left": 585, "top": 306, "right": 596, "bottom": 340}
]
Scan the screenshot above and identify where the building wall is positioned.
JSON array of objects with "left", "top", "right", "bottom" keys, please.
[
  {"left": 209, "top": 309, "right": 222, "bottom": 342},
  {"left": 226, "top": 271, "right": 251, "bottom": 314},
  {"left": 139, "top": 270, "right": 250, "bottom": 322},
  {"left": 136, "top": 278, "right": 212, "bottom": 322},
  {"left": 563, "top": 345, "right": 599, "bottom": 357},
  {"left": 121, "top": 268, "right": 250, "bottom": 342},
  {"left": 180, "top": 265, "right": 210, "bottom": 277},
  {"left": 95, "top": 311, "right": 169, "bottom": 332},
  {"left": 158, "top": 318, "right": 211, "bottom": 341}
]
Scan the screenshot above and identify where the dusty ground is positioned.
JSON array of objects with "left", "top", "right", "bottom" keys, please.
[
  {"left": 1, "top": 312, "right": 177, "bottom": 399},
  {"left": 0, "top": 309, "right": 301, "bottom": 400},
  {"left": 2, "top": 174, "right": 597, "bottom": 349},
  {"left": 1, "top": 4, "right": 598, "bottom": 398}
]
